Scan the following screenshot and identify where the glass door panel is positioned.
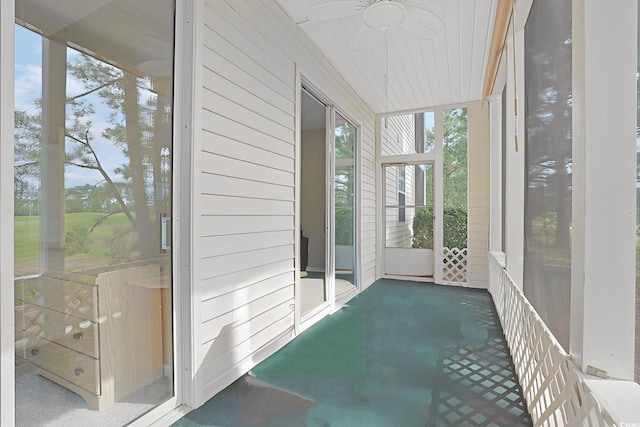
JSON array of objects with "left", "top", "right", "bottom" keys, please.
[
  {"left": 334, "top": 112, "right": 357, "bottom": 303},
  {"left": 300, "top": 89, "right": 329, "bottom": 316},
  {"left": 14, "top": 1, "right": 175, "bottom": 424}
]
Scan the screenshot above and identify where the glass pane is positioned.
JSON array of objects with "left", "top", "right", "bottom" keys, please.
[
  {"left": 523, "top": 0, "right": 572, "bottom": 351},
  {"left": 442, "top": 108, "right": 468, "bottom": 250},
  {"left": 300, "top": 90, "right": 328, "bottom": 315},
  {"left": 14, "top": 1, "right": 175, "bottom": 424},
  {"left": 385, "top": 164, "right": 433, "bottom": 249},
  {"left": 381, "top": 113, "right": 417, "bottom": 155},
  {"left": 334, "top": 112, "right": 356, "bottom": 292},
  {"left": 14, "top": 24, "right": 42, "bottom": 277},
  {"left": 424, "top": 110, "right": 435, "bottom": 153}
]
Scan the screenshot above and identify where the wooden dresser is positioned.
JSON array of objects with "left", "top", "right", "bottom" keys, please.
[{"left": 15, "top": 263, "right": 164, "bottom": 410}]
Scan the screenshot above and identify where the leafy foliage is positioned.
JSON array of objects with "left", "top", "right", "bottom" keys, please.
[
  {"left": 64, "top": 227, "right": 93, "bottom": 255},
  {"left": 334, "top": 120, "right": 356, "bottom": 247},
  {"left": 412, "top": 207, "right": 468, "bottom": 249},
  {"left": 414, "top": 108, "right": 469, "bottom": 249}
]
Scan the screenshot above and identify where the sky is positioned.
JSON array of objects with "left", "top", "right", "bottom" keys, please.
[{"left": 14, "top": 24, "right": 128, "bottom": 189}]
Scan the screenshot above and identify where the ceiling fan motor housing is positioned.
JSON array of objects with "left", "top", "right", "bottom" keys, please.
[{"left": 363, "top": 1, "right": 407, "bottom": 31}]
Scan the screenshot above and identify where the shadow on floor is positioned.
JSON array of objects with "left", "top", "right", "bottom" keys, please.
[{"left": 173, "top": 279, "right": 532, "bottom": 427}]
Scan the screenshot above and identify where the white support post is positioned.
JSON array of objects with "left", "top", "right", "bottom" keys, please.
[
  {"left": 571, "top": 0, "right": 637, "bottom": 380},
  {"left": 488, "top": 94, "right": 503, "bottom": 253},
  {"left": 0, "top": 1, "right": 15, "bottom": 424},
  {"left": 375, "top": 114, "right": 384, "bottom": 279},
  {"left": 434, "top": 109, "right": 444, "bottom": 284},
  {"left": 40, "top": 38, "right": 67, "bottom": 273},
  {"left": 467, "top": 101, "right": 490, "bottom": 288}
]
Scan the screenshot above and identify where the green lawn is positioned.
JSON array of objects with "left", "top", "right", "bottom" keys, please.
[{"left": 14, "top": 212, "right": 132, "bottom": 266}]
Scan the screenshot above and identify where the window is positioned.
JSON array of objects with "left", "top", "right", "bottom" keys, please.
[
  {"left": 14, "top": 1, "right": 176, "bottom": 424},
  {"left": 398, "top": 166, "right": 406, "bottom": 223}
]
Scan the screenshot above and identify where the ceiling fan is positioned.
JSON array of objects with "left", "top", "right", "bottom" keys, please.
[{"left": 300, "top": 0, "right": 443, "bottom": 50}]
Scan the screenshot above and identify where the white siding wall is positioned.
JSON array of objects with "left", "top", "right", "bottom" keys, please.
[
  {"left": 467, "top": 101, "right": 490, "bottom": 288},
  {"left": 193, "top": 0, "right": 377, "bottom": 406},
  {"left": 382, "top": 114, "right": 416, "bottom": 248}
]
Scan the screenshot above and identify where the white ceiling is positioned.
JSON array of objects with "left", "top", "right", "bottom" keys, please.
[
  {"left": 275, "top": 0, "right": 498, "bottom": 114},
  {"left": 16, "top": 0, "right": 173, "bottom": 77}
]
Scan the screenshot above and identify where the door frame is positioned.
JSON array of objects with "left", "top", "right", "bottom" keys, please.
[
  {"left": 1, "top": 0, "right": 196, "bottom": 425},
  {"left": 294, "top": 70, "right": 361, "bottom": 334},
  {"left": 0, "top": 0, "right": 16, "bottom": 423},
  {"left": 376, "top": 113, "right": 445, "bottom": 284},
  {"left": 381, "top": 161, "right": 437, "bottom": 280}
]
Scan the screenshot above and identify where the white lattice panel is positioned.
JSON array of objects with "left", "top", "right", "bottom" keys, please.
[
  {"left": 488, "top": 253, "right": 616, "bottom": 427},
  {"left": 442, "top": 247, "right": 468, "bottom": 285}
]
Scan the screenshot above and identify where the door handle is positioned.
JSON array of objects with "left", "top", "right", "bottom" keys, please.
[{"left": 161, "top": 213, "right": 171, "bottom": 252}]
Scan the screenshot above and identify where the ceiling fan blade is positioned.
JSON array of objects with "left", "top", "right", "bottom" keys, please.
[
  {"left": 304, "top": 1, "right": 367, "bottom": 22},
  {"left": 400, "top": 6, "right": 443, "bottom": 39},
  {"left": 350, "top": 23, "right": 383, "bottom": 51}
]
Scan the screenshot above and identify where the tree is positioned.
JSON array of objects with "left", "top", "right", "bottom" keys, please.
[
  {"left": 63, "top": 52, "right": 172, "bottom": 260},
  {"left": 442, "top": 108, "right": 468, "bottom": 210},
  {"left": 15, "top": 46, "right": 171, "bottom": 263},
  {"left": 420, "top": 108, "right": 469, "bottom": 249},
  {"left": 14, "top": 107, "right": 42, "bottom": 216},
  {"left": 335, "top": 121, "right": 356, "bottom": 246}
]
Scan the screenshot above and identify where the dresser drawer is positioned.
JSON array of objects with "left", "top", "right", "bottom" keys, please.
[
  {"left": 18, "top": 303, "right": 98, "bottom": 358},
  {"left": 15, "top": 329, "right": 26, "bottom": 359},
  {"left": 25, "top": 332, "right": 100, "bottom": 395},
  {"left": 15, "top": 276, "right": 98, "bottom": 321}
]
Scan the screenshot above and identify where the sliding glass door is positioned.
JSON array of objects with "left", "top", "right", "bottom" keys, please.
[
  {"left": 334, "top": 112, "right": 358, "bottom": 304},
  {"left": 14, "top": 1, "right": 175, "bottom": 424},
  {"left": 299, "top": 87, "right": 358, "bottom": 322}
]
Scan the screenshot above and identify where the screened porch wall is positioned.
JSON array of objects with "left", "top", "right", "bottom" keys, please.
[{"left": 192, "top": 0, "right": 377, "bottom": 408}]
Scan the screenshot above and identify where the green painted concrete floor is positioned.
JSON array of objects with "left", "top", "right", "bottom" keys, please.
[{"left": 173, "top": 279, "right": 532, "bottom": 427}]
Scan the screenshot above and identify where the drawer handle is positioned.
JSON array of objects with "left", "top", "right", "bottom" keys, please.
[
  {"left": 73, "top": 332, "right": 83, "bottom": 341},
  {"left": 74, "top": 368, "right": 84, "bottom": 377},
  {"left": 30, "top": 349, "right": 39, "bottom": 356}
]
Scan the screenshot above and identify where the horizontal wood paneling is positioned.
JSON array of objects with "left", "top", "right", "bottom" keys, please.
[
  {"left": 202, "top": 110, "right": 294, "bottom": 158},
  {"left": 201, "top": 276, "right": 293, "bottom": 341},
  {"left": 202, "top": 89, "right": 293, "bottom": 143},
  {"left": 202, "top": 281, "right": 293, "bottom": 346},
  {"left": 201, "top": 151, "right": 294, "bottom": 187},
  {"left": 202, "top": 20, "right": 292, "bottom": 99},
  {"left": 200, "top": 245, "right": 293, "bottom": 280},
  {"left": 193, "top": 0, "right": 378, "bottom": 407},
  {"left": 202, "top": 68, "right": 293, "bottom": 128},
  {"left": 199, "top": 196, "right": 294, "bottom": 218},
  {"left": 199, "top": 215, "right": 293, "bottom": 238},
  {"left": 200, "top": 259, "right": 294, "bottom": 302},
  {"left": 202, "top": 132, "right": 294, "bottom": 172},
  {"left": 201, "top": 313, "right": 294, "bottom": 395},
  {"left": 200, "top": 173, "right": 294, "bottom": 201}
]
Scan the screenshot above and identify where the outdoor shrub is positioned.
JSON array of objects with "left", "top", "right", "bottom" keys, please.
[
  {"left": 412, "top": 207, "right": 467, "bottom": 249},
  {"left": 65, "top": 226, "right": 92, "bottom": 255}
]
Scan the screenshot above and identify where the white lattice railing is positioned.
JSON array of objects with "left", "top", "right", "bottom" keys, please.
[
  {"left": 488, "top": 252, "right": 618, "bottom": 427},
  {"left": 442, "top": 247, "right": 468, "bottom": 285}
]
